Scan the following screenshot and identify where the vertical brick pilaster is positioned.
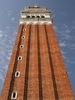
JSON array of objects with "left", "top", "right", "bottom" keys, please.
[
  {"left": 27, "top": 25, "right": 39, "bottom": 100},
  {"left": 46, "top": 24, "right": 75, "bottom": 100},
  {"left": 39, "top": 25, "right": 56, "bottom": 100}
]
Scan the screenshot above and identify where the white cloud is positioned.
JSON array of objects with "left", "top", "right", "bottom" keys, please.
[
  {"left": 61, "top": 50, "right": 66, "bottom": 55},
  {"left": 59, "top": 42, "right": 66, "bottom": 47},
  {"left": 61, "top": 12, "right": 67, "bottom": 17},
  {"left": 0, "top": 73, "right": 4, "bottom": 80},
  {"left": 8, "top": 51, "right": 12, "bottom": 57},
  {"left": 63, "top": 34, "right": 70, "bottom": 40},
  {"left": 72, "top": 19, "right": 75, "bottom": 24},
  {"left": 0, "top": 30, "right": 3, "bottom": 33},
  {"left": 0, "top": 30, "right": 3, "bottom": 38},
  {"left": 7, "top": 56, "right": 11, "bottom": 60},
  {"left": 72, "top": 26, "right": 75, "bottom": 29},
  {"left": 65, "top": 29, "right": 70, "bottom": 33},
  {"left": 5, "top": 26, "right": 10, "bottom": 29},
  {"left": 63, "top": 24, "right": 68, "bottom": 29},
  {"left": 0, "top": 34, "right": 3, "bottom": 38},
  {"left": 66, "top": 60, "right": 75, "bottom": 64},
  {"left": 11, "top": 17, "right": 15, "bottom": 21},
  {"left": 7, "top": 10, "right": 12, "bottom": 16}
]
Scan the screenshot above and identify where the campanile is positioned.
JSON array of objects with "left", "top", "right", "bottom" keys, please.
[{"left": 0, "top": 6, "right": 75, "bottom": 100}]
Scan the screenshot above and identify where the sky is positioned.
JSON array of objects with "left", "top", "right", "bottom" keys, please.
[{"left": 0, "top": 0, "right": 75, "bottom": 96}]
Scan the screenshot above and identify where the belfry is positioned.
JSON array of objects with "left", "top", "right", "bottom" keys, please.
[{"left": 0, "top": 6, "right": 75, "bottom": 100}]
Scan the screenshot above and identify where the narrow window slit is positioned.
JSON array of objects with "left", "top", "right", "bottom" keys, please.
[
  {"left": 11, "top": 91, "right": 17, "bottom": 99},
  {"left": 15, "top": 71, "right": 20, "bottom": 77},
  {"left": 21, "top": 35, "right": 25, "bottom": 39},
  {"left": 17, "top": 56, "right": 22, "bottom": 61},
  {"left": 20, "top": 45, "right": 24, "bottom": 48}
]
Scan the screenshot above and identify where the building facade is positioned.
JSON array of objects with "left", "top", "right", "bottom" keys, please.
[{"left": 0, "top": 6, "right": 75, "bottom": 100}]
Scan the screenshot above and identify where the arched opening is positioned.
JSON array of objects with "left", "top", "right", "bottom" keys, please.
[
  {"left": 32, "top": 16, "right": 35, "bottom": 18},
  {"left": 37, "top": 16, "right": 40, "bottom": 18},
  {"left": 41, "top": 16, "right": 45, "bottom": 18},
  {"left": 26, "top": 16, "right": 30, "bottom": 18}
]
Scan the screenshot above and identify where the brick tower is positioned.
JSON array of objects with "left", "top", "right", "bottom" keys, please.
[{"left": 0, "top": 6, "right": 75, "bottom": 100}]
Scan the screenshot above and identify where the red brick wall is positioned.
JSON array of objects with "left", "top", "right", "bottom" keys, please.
[
  {"left": 1, "top": 24, "right": 23, "bottom": 100},
  {"left": 1, "top": 24, "right": 75, "bottom": 100},
  {"left": 46, "top": 25, "right": 75, "bottom": 100}
]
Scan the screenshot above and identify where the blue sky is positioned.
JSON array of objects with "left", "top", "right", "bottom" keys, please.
[{"left": 0, "top": 0, "right": 75, "bottom": 96}]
